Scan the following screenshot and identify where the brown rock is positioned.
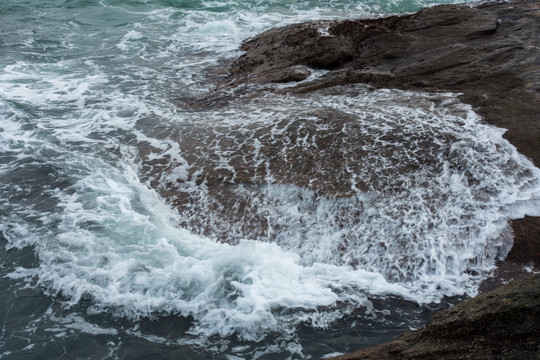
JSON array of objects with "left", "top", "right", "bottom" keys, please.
[
  {"left": 224, "top": 1, "right": 540, "bottom": 167},
  {"left": 271, "top": 65, "right": 312, "bottom": 83},
  {"left": 210, "top": 2, "right": 540, "bottom": 357},
  {"left": 329, "top": 274, "right": 540, "bottom": 360},
  {"left": 219, "top": 0, "right": 540, "bottom": 268}
]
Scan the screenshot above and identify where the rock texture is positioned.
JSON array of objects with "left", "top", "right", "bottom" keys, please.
[
  {"left": 329, "top": 273, "right": 540, "bottom": 360},
  {"left": 210, "top": 1, "right": 540, "bottom": 358},
  {"left": 225, "top": 0, "right": 539, "bottom": 167},
  {"left": 218, "top": 0, "right": 540, "bottom": 267}
]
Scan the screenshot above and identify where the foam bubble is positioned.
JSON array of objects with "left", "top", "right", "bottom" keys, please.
[
  {"left": 18, "top": 158, "right": 410, "bottom": 340},
  {"left": 5, "top": 80, "right": 529, "bottom": 345},
  {"left": 52, "top": 314, "right": 118, "bottom": 336}
]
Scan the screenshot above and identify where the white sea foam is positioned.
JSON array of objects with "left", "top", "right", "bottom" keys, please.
[
  {"left": 3, "top": 84, "right": 537, "bottom": 346},
  {"left": 142, "top": 86, "right": 540, "bottom": 301},
  {"left": 117, "top": 30, "right": 144, "bottom": 52},
  {"left": 12, "top": 157, "right": 410, "bottom": 339},
  {"left": 0, "top": 0, "right": 537, "bottom": 355},
  {"left": 50, "top": 314, "right": 119, "bottom": 336}
]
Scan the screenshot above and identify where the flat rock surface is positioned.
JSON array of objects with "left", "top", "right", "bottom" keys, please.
[
  {"left": 225, "top": 0, "right": 539, "bottom": 167},
  {"left": 217, "top": 0, "right": 540, "bottom": 267},
  {"left": 209, "top": 1, "right": 540, "bottom": 358}
]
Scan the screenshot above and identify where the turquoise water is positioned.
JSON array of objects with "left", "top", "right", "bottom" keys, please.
[{"left": 2, "top": 0, "right": 540, "bottom": 359}]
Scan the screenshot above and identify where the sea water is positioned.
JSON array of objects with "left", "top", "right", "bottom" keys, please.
[{"left": 1, "top": 0, "right": 539, "bottom": 359}]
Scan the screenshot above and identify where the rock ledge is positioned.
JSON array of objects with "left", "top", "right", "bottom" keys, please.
[
  {"left": 215, "top": 0, "right": 540, "bottom": 267},
  {"left": 214, "top": 1, "right": 540, "bottom": 358},
  {"left": 330, "top": 274, "right": 540, "bottom": 359}
]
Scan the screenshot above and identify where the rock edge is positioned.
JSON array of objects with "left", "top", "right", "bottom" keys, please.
[
  {"left": 214, "top": 0, "right": 540, "bottom": 266},
  {"left": 213, "top": 1, "right": 540, "bottom": 358},
  {"left": 329, "top": 273, "right": 540, "bottom": 359}
]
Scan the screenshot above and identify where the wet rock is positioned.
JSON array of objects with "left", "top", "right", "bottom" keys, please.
[
  {"left": 224, "top": 1, "right": 540, "bottom": 169},
  {"left": 218, "top": 0, "right": 540, "bottom": 268},
  {"left": 211, "top": 1, "right": 540, "bottom": 357},
  {"left": 329, "top": 274, "right": 540, "bottom": 360},
  {"left": 271, "top": 65, "right": 311, "bottom": 83}
]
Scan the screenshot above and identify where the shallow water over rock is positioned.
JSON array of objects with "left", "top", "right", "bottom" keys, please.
[{"left": 1, "top": 0, "right": 539, "bottom": 359}]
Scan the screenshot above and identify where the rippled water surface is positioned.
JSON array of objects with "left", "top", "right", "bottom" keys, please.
[{"left": 1, "top": 0, "right": 540, "bottom": 359}]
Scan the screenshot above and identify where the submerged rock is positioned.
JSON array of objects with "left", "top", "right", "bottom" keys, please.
[
  {"left": 165, "top": 0, "right": 540, "bottom": 269},
  {"left": 214, "top": 0, "right": 540, "bottom": 267},
  {"left": 223, "top": 0, "right": 540, "bottom": 169},
  {"left": 329, "top": 274, "right": 540, "bottom": 359},
  {"left": 203, "top": 0, "right": 540, "bottom": 357}
]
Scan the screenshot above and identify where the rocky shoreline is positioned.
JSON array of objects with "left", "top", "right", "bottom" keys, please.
[
  {"left": 330, "top": 273, "right": 540, "bottom": 359},
  {"left": 204, "top": 0, "right": 539, "bottom": 358},
  {"left": 209, "top": 1, "right": 540, "bottom": 265}
]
